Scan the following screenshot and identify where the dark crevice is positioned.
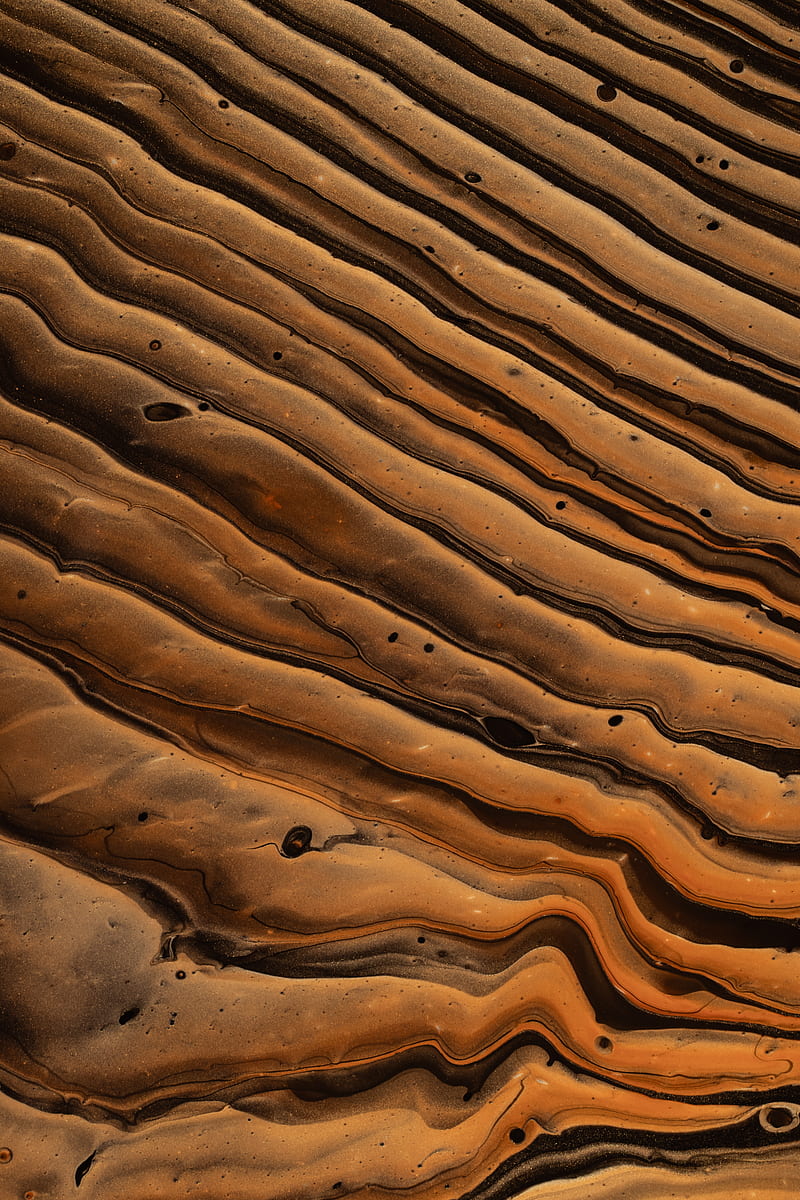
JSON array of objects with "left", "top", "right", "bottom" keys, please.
[{"left": 75, "top": 1150, "right": 97, "bottom": 1187}]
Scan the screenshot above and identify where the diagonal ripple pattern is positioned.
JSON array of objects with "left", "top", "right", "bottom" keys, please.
[{"left": 0, "top": 0, "right": 800, "bottom": 1196}]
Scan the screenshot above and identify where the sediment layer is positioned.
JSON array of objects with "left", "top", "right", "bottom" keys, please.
[{"left": 1, "top": 0, "right": 799, "bottom": 1196}]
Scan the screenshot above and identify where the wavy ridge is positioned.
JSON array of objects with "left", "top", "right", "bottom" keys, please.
[{"left": 1, "top": 0, "right": 800, "bottom": 1197}]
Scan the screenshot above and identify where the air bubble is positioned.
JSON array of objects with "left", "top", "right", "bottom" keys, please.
[
  {"left": 281, "top": 826, "right": 313, "bottom": 858},
  {"left": 143, "top": 403, "right": 191, "bottom": 421},
  {"left": 509, "top": 1127, "right": 526, "bottom": 1144},
  {"left": 596, "top": 83, "right": 617, "bottom": 101},
  {"left": 483, "top": 716, "right": 535, "bottom": 748},
  {"left": 759, "top": 1103, "right": 800, "bottom": 1133},
  {"left": 464, "top": 171, "right": 482, "bottom": 183},
  {"left": 0, "top": 143, "right": 17, "bottom": 160}
]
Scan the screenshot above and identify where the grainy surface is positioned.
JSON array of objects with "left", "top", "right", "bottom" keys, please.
[{"left": 1, "top": 0, "right": 800, "bottom": 1195}]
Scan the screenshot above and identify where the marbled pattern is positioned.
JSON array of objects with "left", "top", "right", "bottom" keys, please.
[{"left": 0, "top": 0, "right": 799, "bottom": 1195}]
